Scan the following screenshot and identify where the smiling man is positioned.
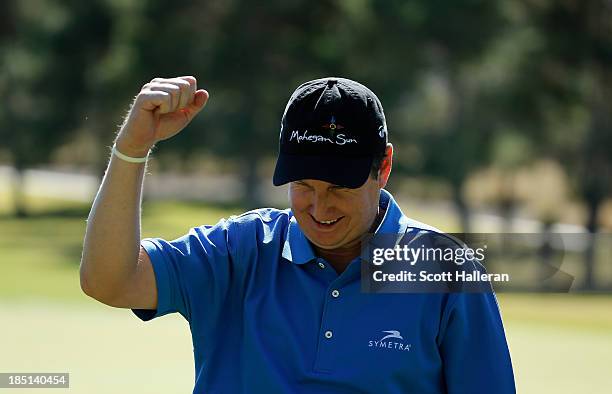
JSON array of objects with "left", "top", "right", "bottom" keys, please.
[{"left": 80, "top": 76, "right": 515, "bottom": 393}]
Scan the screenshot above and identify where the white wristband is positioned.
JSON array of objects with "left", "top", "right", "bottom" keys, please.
[{"left": 111, "top": 144, "right": 150, "bottom": 163}]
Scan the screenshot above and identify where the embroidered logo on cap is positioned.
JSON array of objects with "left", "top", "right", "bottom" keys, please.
[
  {"left": 378, "top": 125, "right": 386, "bottom": 138},
  {"left": 322, "top": 116, "right": 344, "bottom": 134},
  {"left": 287, "top": 115, "right": 357, "bottom": 146}
]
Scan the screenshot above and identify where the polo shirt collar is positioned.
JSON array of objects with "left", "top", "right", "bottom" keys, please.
[
  {"left": 282, "top": 189, "right": 408, "bottom": 264},
  {"left": 282, "top": 215, "right": 316, "bottom": 264},
  {"left": 373, "top": 189, "right": 409, "bottom": 235}
]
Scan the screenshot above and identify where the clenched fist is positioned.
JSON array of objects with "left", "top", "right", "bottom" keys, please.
[{"left": 115, "top": 76, "right": 209, "bottom": 157}]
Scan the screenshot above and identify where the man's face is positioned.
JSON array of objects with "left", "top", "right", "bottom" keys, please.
[
  {"left": 289, "top": 177, "right": 382, "bottom": 250},
  {"left": 288, "top": 145, "right": 393, "bottom": 251}
]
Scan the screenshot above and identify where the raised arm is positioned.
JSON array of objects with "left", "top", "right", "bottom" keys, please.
[{"left": 80, "top": 76, "right": 209, "bottom": 309}]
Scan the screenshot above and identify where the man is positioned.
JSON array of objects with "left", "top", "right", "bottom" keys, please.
[{"left": 80, "top": 76, "right": 515, "bottom": 393}]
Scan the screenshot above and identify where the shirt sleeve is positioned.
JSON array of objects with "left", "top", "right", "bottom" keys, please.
[
  {"left": 438, "top": 292, "right": 516, "bottom": 394},
  {"left": 132, "top": 218, "right": 237, "bottom": 323}
]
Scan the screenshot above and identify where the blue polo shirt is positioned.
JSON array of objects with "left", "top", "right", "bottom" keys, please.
[{"left": 133, "top": 190, "right": 515, "bottom": 393}]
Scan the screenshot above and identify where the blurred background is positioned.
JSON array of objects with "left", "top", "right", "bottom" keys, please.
[{"left": 0, "top": 0, "right": 611, "bottom": 393}]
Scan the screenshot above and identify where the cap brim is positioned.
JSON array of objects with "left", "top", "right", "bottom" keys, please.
[{"left": 273, "top": 154, "right": 373, "bottom": 189}]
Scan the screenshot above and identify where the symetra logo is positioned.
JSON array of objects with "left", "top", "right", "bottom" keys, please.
[
  {"left": 380, "top": 330, "right": 403, "bottom": 341},
  {"left": 368, "top": 330, "right": 412, "bottom": 352}
]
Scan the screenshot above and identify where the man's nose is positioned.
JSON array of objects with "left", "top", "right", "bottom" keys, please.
[{"left": 310, "top": 192, "right": 330, "bottom": 220}]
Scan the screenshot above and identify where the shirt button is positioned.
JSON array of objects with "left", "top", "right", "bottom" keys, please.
[
  {"left": 331, "top": 289, "right": 340, "bottom": 298},
  {"left": 318, "top": 262, "right": 326, "bottom": 269},
  {"left": 324, "top": 330, "right": 333, "bottom": 339}
]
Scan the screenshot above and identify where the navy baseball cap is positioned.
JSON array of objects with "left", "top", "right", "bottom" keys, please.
[{"left": 273, "top": 77, "right": 388, "bottom": 189}]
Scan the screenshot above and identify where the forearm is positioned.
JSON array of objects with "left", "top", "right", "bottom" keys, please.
[
  {"left": 80, "top": 144, "right": 148, "bottom": 302},
  {"left": 79, "top": 76, "right": 207, "bottom": 305}
]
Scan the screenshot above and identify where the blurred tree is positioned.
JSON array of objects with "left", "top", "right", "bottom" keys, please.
[
  {"left": 354, "top": 0, "right": 507, "bottom": 232},
  {"left": 510, "top": 0, "right": 612, "bottom": 289},
  {"left": 0, "top": 0, "right": 112, "bottom": 216}
]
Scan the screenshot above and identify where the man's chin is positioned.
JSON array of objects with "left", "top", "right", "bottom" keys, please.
[
  {"left": 307, "top": 233, "right": 361, "bottom": 252},
  {"left": 312, "top": 242, "right": 344, "bottom": 251},
  {"left": 305, "top": 233, "right": 345, "bottom": 250}
]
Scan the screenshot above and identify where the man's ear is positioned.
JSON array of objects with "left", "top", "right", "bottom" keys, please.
[{"left": 378, "top": 143, "right": 393, "bottom": 189}]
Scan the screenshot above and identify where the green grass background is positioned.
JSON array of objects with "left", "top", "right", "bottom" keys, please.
[{"left": 1, "top": 198, "right": 611, "bottom": 393}]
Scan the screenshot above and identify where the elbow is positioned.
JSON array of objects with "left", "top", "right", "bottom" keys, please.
[
  {"left": 79, "top": 261, "right": 114, "bottom": 304},
  {"left": 79, "top": 263, "right": 98, "bottom": 299}
]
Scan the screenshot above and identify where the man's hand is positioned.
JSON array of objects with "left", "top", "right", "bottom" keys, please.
[{"left": 115, "top": 76, "right": 209, "bottom": 157}]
